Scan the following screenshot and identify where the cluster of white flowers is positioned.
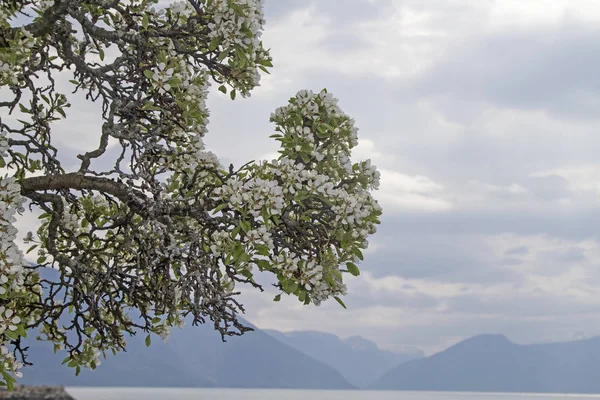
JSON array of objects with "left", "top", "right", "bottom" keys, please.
[
  {"left": 0, "top": 26, "right": 35, "bottom": 87},
  {"left": 169, "top": 1, "right": 192, "bottom": 17},
  {"left": 270, "top": 89, "right": 360, "bottom": 174},
  {"left": 0, "top": 346, "right": 22, "bottom": 379},
  {"left": 356, "top": 159, "right": 381, "bottom": 190},
  {"left": 76, "top": 341, "right": 103, "bottom": 369},
  {"left": 151, "top": 62, "right": 174, "bottom": 95},
  {"left": 61, "top": 209, "right": 82, "bottom": 233},
  {"left": 38, "top": 0, "right": 54, "bottom": 9},
  {"left": 0, "top": 173, "right": 26, "bottom": 379},
  {"left": 245, "top": 226, "right": 273, "bottom": 249},
  {"left": 205, "top": 0, "right": 266, "bottom": 89},
  {"left": 0, "top": 62, "right": 16, "bottom": 86},
  {"left": 209, "top": 231, "right": 233, "bottom": 256},
  {"left": 157, "top": 325, "right": 171, "bottom": 342},
  {"left": 215, "top": 177, "right": 284, "bottom": 218},
  {"left": 270, "top": 253, "right": 347, "bottom": 305},
  {"left": 206, "top": 0, "right": 264, "bottom": 54},
  {"left": 0, "top": 308, "right": 21, "bottom": 335},
  {"left": 0, "top": 129, "right": 8, "bottom": 161},
  {"left": 0, "top": 177, "right": 25, "bottom": 295},
  {"left": 190, "top": 89, "right": 381, "bottom": 307}
]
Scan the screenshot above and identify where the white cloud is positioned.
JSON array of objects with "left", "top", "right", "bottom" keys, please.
[
  {"left": 489, "top": 0, "right": 600, "bottom": 29},
  {"left": 377, "top": 169, "right": 453, "bottom": 212},
  {"left": 532, "top": 165, "right": 600, "bottom": 196}
]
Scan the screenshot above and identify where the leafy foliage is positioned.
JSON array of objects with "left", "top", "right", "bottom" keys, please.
[{"left": 0, "top": 0, "right": 381, "bottom": 387}]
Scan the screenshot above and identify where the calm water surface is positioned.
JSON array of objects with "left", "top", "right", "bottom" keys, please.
[{"left": 66, "top": 388, "right": 600, "bottom": 400}]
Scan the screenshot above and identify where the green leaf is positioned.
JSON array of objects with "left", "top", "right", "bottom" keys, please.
[
  {"left": 283, "top": 281, "right": 298, "bottom": 294},
  {"left": 16, "top": 326, "right": 27, "bottom": 338},
  {"left": 346, "top": 262, "right": 360, "bottom": 276},
  {"left": 209, "top": 37, "right": 222, "bottom": 51},
  {"left": 240, "top": 220, "right": 251, "bottom": 233},
  {"left": 232, "top": 242, "right": 245, "bottom": 261},
  {"left": 256, "top": 259, "right": 270, "bottom": 270},
  {"left": 273, "top": 294, "right": 281, "bottom": 302},
  {"left": 142, "top": 13, "right": 149, "bottom": 29},
  {"left": 217, "top": 50, "right": 228, "bottom": 61},
  {"left": 334, "top": 296, "right": 347, "bottom": 309},
  {"left": 75, "top": 366, "right": 81, "bottom": 377},
  {"left": 288, "top": 282, "right": 298, "bottom": 293},
  {"left": 36, "top": 256, "right": 47, "bottom": 265},
  {"left": 3, "top": 373, "right": 14, "bottom": 391},
  {"left": 67, "top": 360, "right": 78, "bottom": 368},
  {"left": 143, "top": 69, "right": 155, "bottom": 80},
  {"left": 218, "top": 85, "right": 227, "bottom": 94},
  {"left": 212, "top": 203, "right": 228, "bottom": 213},
  {"left": 141, "top": 101, "right": 155, "bottom": 110},
  {"left": 230, "top": 89, "right": 236, "bottom": 100},
  {"left": 255, "top": 244, "right": 270, "bottom": 257},
  {"left": 261, "top": 207, "right": 270, "bottom": 223},
  {"left": 145, "top": 334, "right": 151, "bottom": 347},
  {"left": 352, "top": 248, "right": 364, "bottom": 261},
  {"left": 0, "top": 158, "right": 4, "bottom": 168},
  {"left": 241, "top": 269, "right": 253, "bottom": 279},
  {"left": 294, "top": 190, "right": 308, "bottom": 202},
  {"left": 98, "top": 48, "right": 105, "bottom": 61}
]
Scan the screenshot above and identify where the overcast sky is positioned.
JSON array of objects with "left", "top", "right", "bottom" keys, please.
[
  {"left": 10, "top": 0, "right": 600, "bottom": 355},
  {"left": 202, "top": 0, "right": 600, "bottom": 355}
]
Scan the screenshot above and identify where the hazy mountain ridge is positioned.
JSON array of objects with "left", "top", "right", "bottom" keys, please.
[
  {"left": 372, "top": 333, "right": 600, "bottom": 394},
  {"left": 264, "top": 329, "right": 423, "bottom": 388},
  {"left": 20, "top": 319, "right": 353, "bottom": 390},
  {"left": 21, "top": 316, "right": 600, "bottom": 394}
]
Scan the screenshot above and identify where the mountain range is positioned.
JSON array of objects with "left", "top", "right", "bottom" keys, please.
[
  {"left": 20, "top": 319, "right": 353, "bottom": 390},
  {"left": 264, "top": 329, "right": 423, "bottom": 388},
  {"left": 20, "top": 320, "right": 600, "bottom": 394},
  {"left": 372, "top": 334, "right": 600, "bottom": 394}
]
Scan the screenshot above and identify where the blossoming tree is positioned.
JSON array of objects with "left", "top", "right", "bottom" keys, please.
[{"left": 0, "top": 0, "right": 381, "bottom": 388}]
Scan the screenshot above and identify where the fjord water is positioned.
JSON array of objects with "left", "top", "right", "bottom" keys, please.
[{"left": 67, "top": 388, "right": 600, "bottom": 400}]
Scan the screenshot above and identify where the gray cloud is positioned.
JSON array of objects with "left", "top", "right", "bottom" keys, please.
[
  {"left": 264, "top": 0, "right": 395, "bottom": 25},
  {"left": 411, "top": 20, "right": 600, "bottom": 119},
  {"left": 377, "top": 209, "right": 600, "bottom": 241},
  {"left": 362, "top": 233, "right": 523, "bottom": 284},
  {"left": 505, "top": 246, "right": 529, "bottom": 256},
  {"left": 242, "top": 2, "right": 600, "bottom": 353}
]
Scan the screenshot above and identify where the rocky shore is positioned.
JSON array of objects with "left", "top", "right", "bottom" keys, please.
[{"left": 0, "top": 386, "right": 74, "bottom": 400}]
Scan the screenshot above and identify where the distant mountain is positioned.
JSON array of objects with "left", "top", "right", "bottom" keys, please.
[
  {"left": 264, "top": 330, "right": 423, "bottom": 388},
  {"left": 372, "top": 334, "right": 600, "bottom": 394},
  {"left": 20, "top": 319, "right": 353, "bottom": 390}
]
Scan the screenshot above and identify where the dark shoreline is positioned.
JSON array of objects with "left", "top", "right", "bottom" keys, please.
[{"left": 0, "top": 386, "right": 73, "bottom": 400}]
